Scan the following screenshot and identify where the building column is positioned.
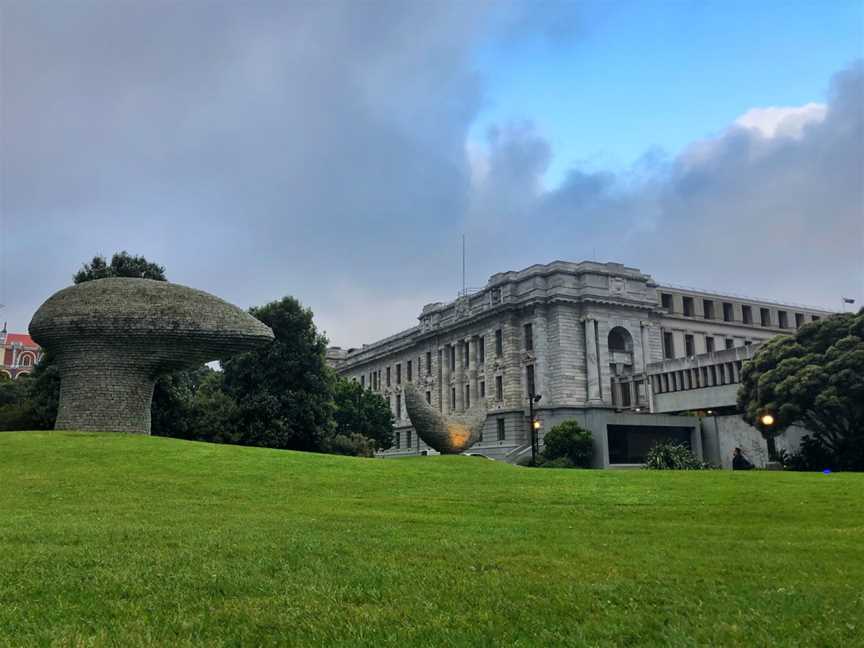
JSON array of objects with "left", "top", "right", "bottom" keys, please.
[
  {"left": 467, "top": 336, "right": 478, "bottom": 406},
  {"left": 584, "top": 318, "right": 602, "bottom": 404},
  {"left": 454, "top": 340, "right": 465, "bottom": 412},
  {"left": 439, "top": 345, "right": 448, "bottom": 412},
  {"left": 640, "top": 322, "right": 654, "bottom": 412}
]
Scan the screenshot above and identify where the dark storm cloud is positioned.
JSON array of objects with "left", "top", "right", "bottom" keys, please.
[
  {"left": 1, "top": 0, "right": 495, "bottom": 342},
  {"left": 1, "top": 1, "right": 860, "bottom": 347}
]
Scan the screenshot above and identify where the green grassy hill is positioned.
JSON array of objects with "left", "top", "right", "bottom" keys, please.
[{"left": 1, "top": 432, "right": 862, "bottom": 646}]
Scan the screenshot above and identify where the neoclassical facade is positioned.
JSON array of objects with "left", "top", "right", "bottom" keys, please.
[{"left": 328, "top": 261, "right": 832, "bottom": 466}]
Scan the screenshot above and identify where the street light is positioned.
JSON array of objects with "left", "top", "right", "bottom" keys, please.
[
  {"left": 529, "top": 393, "right": 542, "bottom": 465},
  {"left": 759, "top": 411, "right": 777, "bottom": 459}
]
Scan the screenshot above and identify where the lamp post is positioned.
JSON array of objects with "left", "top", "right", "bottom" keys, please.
[
  {"left": 529, "top": 393, "right": 542, "bottom": 465},
  {"left": 759, "top": 412, "right": 777, "bottom": 460}
]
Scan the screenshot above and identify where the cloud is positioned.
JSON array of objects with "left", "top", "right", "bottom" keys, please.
[
  {"left": 1, "top": 2, "right": 860, "bottom": 348},
  {"left": 464, "top": 61, "right": 864, "bottom": 313},
  {"left": 734, "top": 102, "right": 827, "bottom": 139}
]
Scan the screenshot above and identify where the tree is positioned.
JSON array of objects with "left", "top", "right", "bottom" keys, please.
[
  {"left": 737, "top": 309, "right": 864, "bottom": 471},
  {"left": 332, "top": 377, "right": 394, "bottom": 451},
  {"left": 27, "top": 353, "right": 60, "bottom": 429},
  {"left": 540, "top": 420, "right": 594, "bottom": 468},
  {"left": 73, "top": 251, "right": 166, "bottom": 284},
  {"left": 151, "top": 365, "right": 216, "bottom": 439},
  {"left": 221, "top": 296, "right": 335, "bottom": 451},
  {"left": 0, "top": 374, "right": 40, "bottom": 430}
]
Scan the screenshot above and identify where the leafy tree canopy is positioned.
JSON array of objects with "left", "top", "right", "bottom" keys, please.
[
  {"left": 737, "top": 309, "right": 864, "bottom": 470},
  {"left": 221, "top": 296, "right": 335, "bottom": 451},
  {"left": 74, "top": 251, "right": 166, "bottom": 284},
  {"left": 332, "top": 377, "right": 394, "bottom": 451}
]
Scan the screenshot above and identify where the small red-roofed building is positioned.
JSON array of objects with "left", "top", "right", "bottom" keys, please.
[{"left": 1, "top": 326, "right": 44, "bottom": 380}]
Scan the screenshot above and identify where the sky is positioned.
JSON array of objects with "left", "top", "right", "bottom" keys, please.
[{"left": 1, "top": 0, "right": 862, "bottom": 347}]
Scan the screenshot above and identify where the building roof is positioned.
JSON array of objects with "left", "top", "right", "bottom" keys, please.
[{"left": 4, "top": 333, "right": 39, "bottom": 348}]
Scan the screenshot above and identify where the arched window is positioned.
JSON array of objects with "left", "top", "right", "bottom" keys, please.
[
  {"left": 20, "top": 354, "right": 33, "bottom": 367},
  {"left": 608, "top": 327, "right": 633, "bottom": 353}
]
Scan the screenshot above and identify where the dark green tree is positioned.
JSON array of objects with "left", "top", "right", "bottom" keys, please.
[
  {"left": 737, "top": 309, "right": 864, "bottom": 470},
  {"left": 73, "top": 251, "right": 166, "bottom": 284},
  {"left": 151, "top": 365, "right": 217, "bottom": 439},
  {"left": 221, "top": 296, "right": 335, "bottom": 451},
  {"left": 26, "top": 353, "right": 60, "bottom": 429},
  {"left": 0, "top": 374, "right": 39, "bottom": 430},
  {"left": 332, "top": 377, "right": 394, "bottom": 451}
]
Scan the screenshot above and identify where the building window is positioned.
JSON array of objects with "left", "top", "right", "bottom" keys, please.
[
  {"left": 426, "top": 351, "right": 432, "bottom": 375},
  {"left": 812, "top": 315, "right": 821, "bottom": 322},
  {"left": 386, "top": 366, "right": 391, "bottom": 387},
  {"left": 425, "top": 391, "right": 431, "bottom": 404},
  {"left": 495, "top": 375, "right": 503, "bottom": 401},
  {"left": 778, "top": 311, "right": 788, "bottom": 329},
  {"left": 725, "top": 338, "right": 734, "bottom": 350},
  {"left": 361, "top": 374, "right": 366, "bottom": 388},
  {"left": 450, "top": 345, "right": 456, "bottom": 370},
  {"left": 620, "top": 383, "right": 631, "bottom": 407},
  {"left": 706, "top": 337, "right": 715, "bottom": 353},
  {"left": 495, "top": 329, "right": 503, "bottom": 356},
  {"left": 685, "top": 334, "right": 695, "bottom": 357},
  {"left": 491, "top": 287, "right": 501, "bottom": 303},
  {"left": 406, "top": 430, "right": 412, "bottom": 448},
  {"left": 760, "top": 308, "right": 771, "bottom": 327},
  {"left": 407, "top": 360, "right": 412, "bottom": 382},
  {"left": 661, "top": 293, "right": 673, "bottom": 310},
  {"left": 480, "top": 380, "right": 486, "bottom": 398},
  {"left": 463, "top": 341, "right": 469, "bottom": 367},
  {"left": 663, "top": 332, "right": 675, "bottom": 359},
  {"left": 683, "top": 296, "right": 694, "bottom": 316},
  {"left": 795, "top": 313, "right": 804, "bottom": 328},
  {"left": 497, "top": 418, "right": 505, "bottom": 441},
  {"left": 465, "top": 384, "right": 470, "bottom": 408},
  {"left": 723, "top": 302, "right": 734, "bottom": 322},
  {"left": 524, "top": 323, "right": 533, "bottom": 351},
  {"left": 451, "top": 387, "right": 456, "bottom": 409},
  {"left": 703, "top": 299, "right": 714, "bottom": 320},
  {"left": 396, "top": 363, "right": 401, "bottom": 384},
  {"left": 526, "top": 365, "right": 535, "bottom": 397},
  {"left": 744, "top": 340, "right": 752, "bottom": 347},
  {"left": 396, "top": 431, "right": 401, "bottom": 449},
  {"left": 479, "top": 336, "right": 485, "bottom": 364},
  {"left": 742, "top": 305, "right": 753, "bottom": 325},
  {"left": 396, "top": 394, "right": 401, "bottom": 419}
]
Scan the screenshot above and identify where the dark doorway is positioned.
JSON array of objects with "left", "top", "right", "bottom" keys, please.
[{"left": 607, "top": 425, "right": 693, "bottom": 464}]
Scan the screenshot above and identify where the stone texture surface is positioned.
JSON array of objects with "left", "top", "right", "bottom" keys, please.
[
  {"left": 403, "top": 383, "right": 486, "bottom": 454},
  {"left": 29, "top": 278, "right": 274, "bottom": 434}
]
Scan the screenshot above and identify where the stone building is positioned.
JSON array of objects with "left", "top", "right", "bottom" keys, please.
[
  {"left": 328, "top": 260, "right": 832, "bottom": 467},
  {"left": 0, "top": 326, "right": 43, "bottom": 380}
]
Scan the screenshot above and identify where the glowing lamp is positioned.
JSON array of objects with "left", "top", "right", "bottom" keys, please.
[{"left": 760, "top": 413, "right": 775, "bottom": 427}]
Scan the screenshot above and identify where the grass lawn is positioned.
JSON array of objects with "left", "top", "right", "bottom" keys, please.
[{"left": 1, "top": 432, "right": 862, "bottom": 647}]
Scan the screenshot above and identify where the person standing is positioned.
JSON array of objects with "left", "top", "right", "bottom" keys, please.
[{"left": 732, "top": 447, "right": 754, "bottom": 470}]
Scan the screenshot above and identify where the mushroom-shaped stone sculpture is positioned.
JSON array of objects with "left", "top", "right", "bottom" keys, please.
[
  {"left": 403, "top": 383, "right": 487, "bottom": 454},
  {"left": 29, "top": 278, "right": 274, "bottom": 434}
]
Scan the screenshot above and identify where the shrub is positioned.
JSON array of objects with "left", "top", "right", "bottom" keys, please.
[
  {"left": 644, "top": 441, "right": 706, "bottom": 470},
  {"left": 538, "top": 456, "right": 575, "bottom": 469},
  {"left": 541, "top": 420, "right": 593, "bottom": 468},
  {"left": 323, "top": 432, "right": 376, "bottom": 458}
]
